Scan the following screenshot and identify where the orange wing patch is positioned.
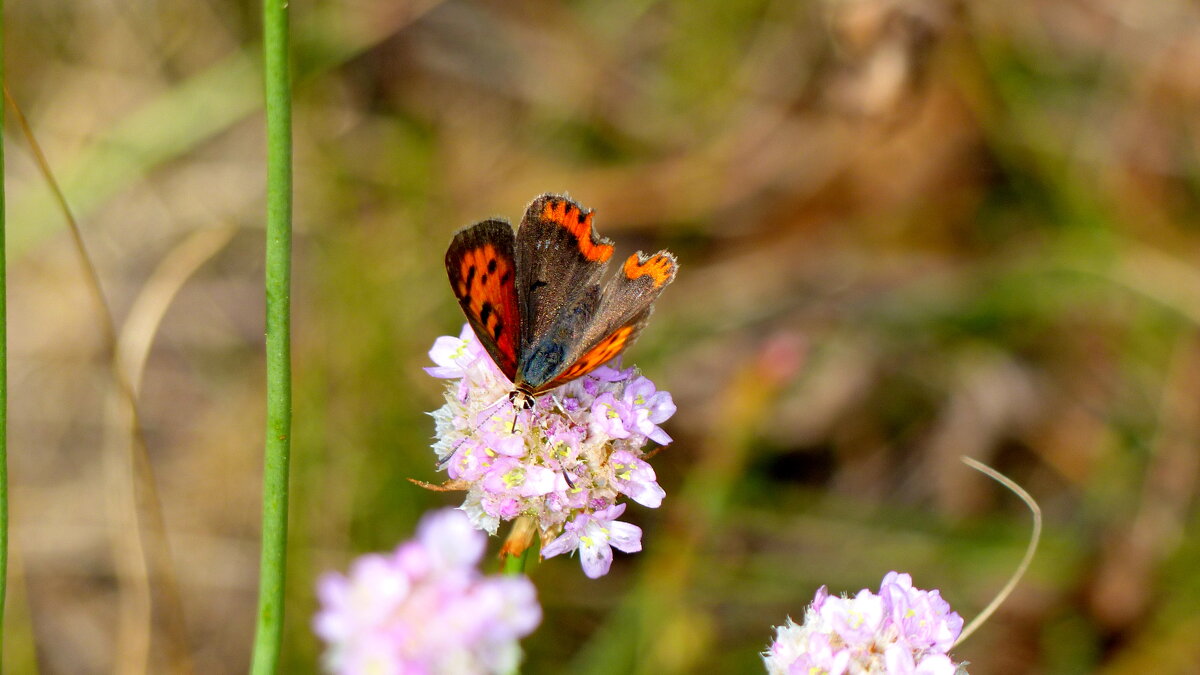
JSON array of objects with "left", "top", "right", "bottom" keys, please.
[
  {"left": 541, "top": 198, "right": 614, "bottom": 263},
  {"left": 623, "top": 252, "right": 676, "bottom": 288},
  {"left": 456, "top": 243, "right": 520, "bottom": 372},
  {"left": 540, "top": 325, "right": 635, "bottom": 391}
]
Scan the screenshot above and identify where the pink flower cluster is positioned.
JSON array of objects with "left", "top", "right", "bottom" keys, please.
[
  {"left": 763, "top": 572, "right": 966, "bottom": 675},
  {"left": 426, "top": 325, "right": 674, "bottom": 578},
  {"left": 314, "top": 509, "right": 541, "bottom": 674}
]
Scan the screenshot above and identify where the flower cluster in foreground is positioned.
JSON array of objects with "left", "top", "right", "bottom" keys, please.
[
  {"left": 763, "top": 572, "right": 966, "bottom": 675},
  {"left": 314, "top": 509, "right": 541, "bottom": 674},
  {"left": 426, "top": 325, "right": 675, "bottom": 578}
]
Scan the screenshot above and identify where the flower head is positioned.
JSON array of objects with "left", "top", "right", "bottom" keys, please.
[
  {"left": 763, "top": 572, "right": 966, "bottom": 675},
  {"left": 426, "top": 326, "right": 674, "bottom": 577},
  {"left": 314, "top": 509, "right": 541, "bottom": 674}
]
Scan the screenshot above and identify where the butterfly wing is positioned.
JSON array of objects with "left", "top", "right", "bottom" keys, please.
[
  {"left": 515, "top": 194, "right": 614, "bottom": 345},
  {"left": 445, "top": 219, "right": 521, "bottom": 380},
  {"left": 536, "top": 250, "right": 678, "bottom": 391}
]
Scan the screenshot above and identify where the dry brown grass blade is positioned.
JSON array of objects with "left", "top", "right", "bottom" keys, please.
[
  {"left": 956, "top": 456, "right": 1042, "bottom": 647},
  {"left": 406, "top": 477, "right": 469, "bottom": 492},
  {"left": 106, "top": 226, "right": 235, "bottom": 674},
  {"left": 102, "top": 405, "right": 151, "bottom": 675},
  {"left": 116, "top": 227, "right": 237, "bottom": 394},
  {"left": 4, "top": 84, "right": 194, "bottom": 675}
]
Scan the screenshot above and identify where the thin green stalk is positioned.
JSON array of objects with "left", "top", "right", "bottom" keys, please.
[
  {"left": 502, "top": 548, "right": 530, "bottom": 576},
  {"left": 0, "top": 0, "right": 8, "bottom": 660},
  {"left": 500, "top": 516, "right": 536, "bottom": 576},
  {"left": 250, "top": 0, "right": 293, "bottom": 672}
]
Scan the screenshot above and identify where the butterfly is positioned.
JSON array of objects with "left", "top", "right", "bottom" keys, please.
[{"left": 445, "top": 193, "right": 677, "bottom": 410}]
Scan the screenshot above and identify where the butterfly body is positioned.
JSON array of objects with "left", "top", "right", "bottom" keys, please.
[{"left": 446, "top": 194, "right": 677, "bottom": 407}]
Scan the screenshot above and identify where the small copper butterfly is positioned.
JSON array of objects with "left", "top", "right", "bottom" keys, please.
[{"left": 445, "top": 193, "right": 677, "bottom": 409}]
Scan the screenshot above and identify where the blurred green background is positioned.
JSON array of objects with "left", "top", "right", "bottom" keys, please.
[{"left": 5, "top": 0, "right": 1200, "bottom": 672}]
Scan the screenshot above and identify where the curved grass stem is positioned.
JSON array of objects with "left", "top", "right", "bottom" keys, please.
[{"left": 956, "top": 456, "right": 1043, "bottom": 646}]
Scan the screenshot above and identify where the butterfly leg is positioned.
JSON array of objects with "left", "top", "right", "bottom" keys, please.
[{"left": 540, "top": 394, "right": 579, "bottom": 489}]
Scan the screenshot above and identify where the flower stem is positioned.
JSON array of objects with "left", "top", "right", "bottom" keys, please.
[
  {"left": 503, "top": 547, "right": 530, "bottom": 576},
  {"left": 250, "top": 0, "right": 293, "bottom": 672},
  {"left": 500, "top": 516, "right": 536, "bottom": 575},
  {"left": 0, "top": 0, "right": 8, "bottom": 656}
]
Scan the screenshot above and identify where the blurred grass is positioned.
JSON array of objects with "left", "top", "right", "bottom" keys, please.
[{"left": 6, "top": 0, "right": 1200, "bottom": 673}]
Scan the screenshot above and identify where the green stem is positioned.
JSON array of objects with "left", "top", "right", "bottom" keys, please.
[
  {"left": 502, "top": 547, "right": 530, "bottom": 576},
  {"left": 0, "top": 0, "right": 8, "bottom": 660},
  {"left": 250, "top": 0, "right": 292, "bottom": 672},
  {"left": 501, "top": 548, "right": 529, "bottom": 675}
]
